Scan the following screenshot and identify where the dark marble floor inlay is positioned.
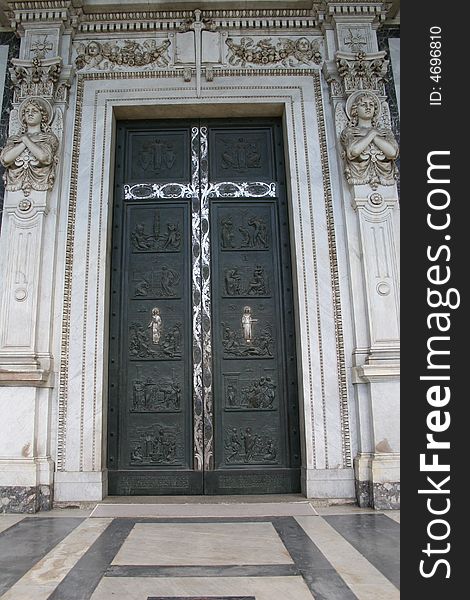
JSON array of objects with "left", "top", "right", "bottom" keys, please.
[
  {"left": 48, "top": 518, "right": 135, "bottom": 600},
  {"left": 272, "top": 517, "right": 358, "bottom": 600},
  {"left": 324, "top": 514, "right": 400, "bottom": 589},
  {"left": 0, "top": 517, "right": 84, "bottom": 595},
  {"left": 30, "top": 515, "right": 399, "bottom": 600}
]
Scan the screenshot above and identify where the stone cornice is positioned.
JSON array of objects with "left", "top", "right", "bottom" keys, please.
[
  {"left": 6, "top": 1, "right": 80, "bottom": 32},
  {"left": 3, "top": 1, "right": 397, "bottom": 32},
  {"left": 77, "top": 9, "right": 319, "bottom": 33},
  {"left": 315, "top": 1, "right": 393, "bottom": 24},
  {"left": 325, "top": 1, "right": 390, "bottom": 16}
]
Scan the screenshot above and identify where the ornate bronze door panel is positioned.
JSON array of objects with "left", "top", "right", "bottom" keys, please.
[{"left": 108, "top": 119, "right": 300, "bottom": 495}]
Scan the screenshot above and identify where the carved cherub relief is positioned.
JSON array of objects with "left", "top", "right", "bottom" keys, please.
[
  {"left": 340, "top": 90, "right": 399, "bottom": 190},
  {"left": 0, "top": 97, "right": 59, "bottom": 195}
]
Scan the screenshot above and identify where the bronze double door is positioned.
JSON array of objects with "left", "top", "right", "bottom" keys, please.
[{"left": 108, "top": 119, "right": 300, "bottom": 495}]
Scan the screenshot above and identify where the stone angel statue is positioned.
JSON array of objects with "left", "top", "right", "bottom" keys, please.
[
  {"left": 0, "top": 97, "right": 59, "bottom": 195},
  {"left": 340, "top": 91, "right": 399, "bottom": 189}
]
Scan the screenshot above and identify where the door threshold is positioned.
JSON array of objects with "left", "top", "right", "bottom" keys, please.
[
  {"left": 90, "top": 496, "right": 317, "bottom": 518},
  {"left": 101, "top": 493, "right": 306, "bottom": 504}
]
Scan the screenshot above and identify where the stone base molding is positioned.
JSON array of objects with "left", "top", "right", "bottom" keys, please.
[
  {"left": 302, "top": 467, "right": 356, "bottom": 500},
  {"left": 54, "top": 470, "right": 108, "bottom": 504},
  {"left": 0, "top": 484, "right": 52, "bottom": 513},
  {"left": 354, "top": 453, "right": 400, "bottom": 509}
]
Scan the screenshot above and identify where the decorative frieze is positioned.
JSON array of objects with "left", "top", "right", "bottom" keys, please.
[
  {"left": 30, "top": 35, "right": 54, "bottom": 60},
  {"left": 226, "top": 37, "right": 322, "bottom": 68},
  {"left": 74, "top": 39, "right": 171, "bottom": 71}
]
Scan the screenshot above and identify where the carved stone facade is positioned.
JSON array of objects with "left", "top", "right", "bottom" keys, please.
[{"left": 0, "top": 1, "right": 400, "bottom": 511}]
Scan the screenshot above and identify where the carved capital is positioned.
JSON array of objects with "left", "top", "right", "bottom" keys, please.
[
  {"left": 335, "top": 50, "right": 388, "bottom": 97},
  {"left": 10, "top": 57, "right": 74, "bottom": 104}
]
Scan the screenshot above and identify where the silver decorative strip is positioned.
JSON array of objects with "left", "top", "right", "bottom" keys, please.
[
  {"left": 191, "top": 126, "right": 204, "bottom": 472},
  {"left": 200, "top": 125, "right": 213, "bottom": 471},
  {"left": 124, "top": 182, "right": 197, "bottom": 200},
  {"left": 206, "top": 181, "right": 277, "bottom": 198}
]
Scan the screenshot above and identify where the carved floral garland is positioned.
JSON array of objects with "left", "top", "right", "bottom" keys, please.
[
  {"left": 226, "top": 37, "right": 322, "bottom": 67},
  {"left": 75, "top": 39, "right": 171, "bottom": 71}
]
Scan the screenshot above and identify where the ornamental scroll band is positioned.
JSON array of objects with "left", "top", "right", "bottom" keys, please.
[{"left": 124, "top": 181, "right": 276, "bottom": 200}]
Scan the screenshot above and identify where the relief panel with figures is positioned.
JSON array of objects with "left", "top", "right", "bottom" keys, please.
[
  {"left": 108, "top": 124, "right": 197, "bottom": 495},
  {"left": 127, "top": 130, "right": 190, "bottom": 183},
  {"left": 209, "top": 127, "right": 275, "bottom": 181},
  {"left": 208, "top": 196, "right": 299, "bottom": 491}
]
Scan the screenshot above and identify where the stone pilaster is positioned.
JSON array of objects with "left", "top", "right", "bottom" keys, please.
[
  {"left": 0, "top": 1, "right": 76, "bottom": 511},
  {"left": 322, "top": 3, "right": 400, "bottom": 509}
]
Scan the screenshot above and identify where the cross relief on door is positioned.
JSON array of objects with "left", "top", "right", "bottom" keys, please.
[
  {"left": 108, "top": 119, "right": 300, "bottom": 495},
  {"left": 124, "top": 125, "right": 278, "bottom": 471}
]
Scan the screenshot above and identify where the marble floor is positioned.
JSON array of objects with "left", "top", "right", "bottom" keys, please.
[{"left": 0, "top": 503, "right": 400, "bottom": 600}]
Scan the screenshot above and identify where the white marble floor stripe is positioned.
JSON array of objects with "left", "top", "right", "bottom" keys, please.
[
  {"left": 0, "top": 516, "right": 24, "bottom": 535},
  {"left": 295, "top": 516, "right": 399, "bottom": 600},
  {"left": 112, "top": 522, "right": 294, "bottom": 566},
  {"left": 90, "top": 501, "right": 318, "bottom": 518},
  {"left": 90, "top": 575, "right": 316, "bottom": 600},
  {"left": 0, "top": 518, "right": 112, "bottom": 600},
  {"left": 384, "top": 511, "right": 401, "bottom": 523}
]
